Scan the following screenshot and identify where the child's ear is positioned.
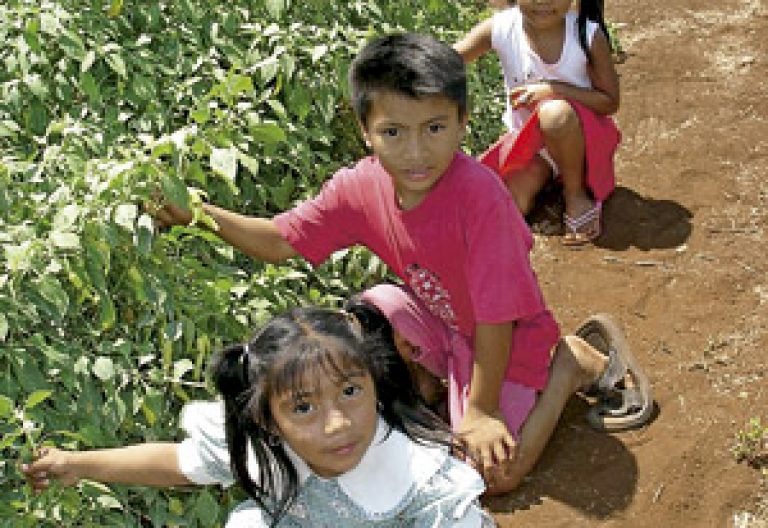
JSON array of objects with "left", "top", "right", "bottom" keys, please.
[
  {"left": 358, "top": 120, "right": 372, "bottom": 149},
  {"left": 458, "top": 113, "right": 469, "bottom": 141}
]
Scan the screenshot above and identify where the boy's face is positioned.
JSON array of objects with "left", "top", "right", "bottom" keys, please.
[{"left": 361, "top": 91, "right": 467, "bottom": 210}]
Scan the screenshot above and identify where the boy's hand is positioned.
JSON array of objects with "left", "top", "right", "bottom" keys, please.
[
  {"left": 22, "top": 447, "right": 80, "bottom": 492},
  {"left": 455, "top": 407, "right": 517, "bottom": 478},
  {"left": 145, "top": 200, "right": 193, "bottom": 229}
]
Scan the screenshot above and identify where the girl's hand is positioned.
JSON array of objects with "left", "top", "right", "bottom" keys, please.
[
  {"left": 455, "top": 407, "right": 517, "bottom": 479},
  {"left": 21, "top": 447, "right": 80, "bottom": 492},
  {"left": 508, "top": 82, "right": 557, "bottom": 109}
]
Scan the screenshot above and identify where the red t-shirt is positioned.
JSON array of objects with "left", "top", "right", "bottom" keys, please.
[{"left": 274, "top": 152, "right": 559, "bottom": 389}]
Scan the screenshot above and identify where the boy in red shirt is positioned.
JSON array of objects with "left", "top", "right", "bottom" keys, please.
[{"left": 153, "top": 32, "right": 652, "bottom": 494}]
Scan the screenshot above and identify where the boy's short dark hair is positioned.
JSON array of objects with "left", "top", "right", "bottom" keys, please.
[{"left": 348, "top": 33, "right": 467, "bottom": 127}]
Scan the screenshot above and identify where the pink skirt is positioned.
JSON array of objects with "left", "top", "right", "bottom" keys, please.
[{"left": 478, "top": 99, "right": 621, "bottom": 202}]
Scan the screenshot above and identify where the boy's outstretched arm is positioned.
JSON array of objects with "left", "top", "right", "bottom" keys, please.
[
  {"left": 22, "top": 444, "right": 193, "bottom": 492},
  {"left": 457, "top": 322, "right": 517, "bottom": 478},
  {"left": 153, "top": 202, "right": 297, "bottom": 263},
  {"left": 453, "top": 17, "right": 494, "bottom": 64}
]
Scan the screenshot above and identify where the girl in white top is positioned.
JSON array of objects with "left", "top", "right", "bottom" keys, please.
[
  {"left": 455, "top": 0, "right": 620, "bottom": 246},
  {"left": 24, "top": 305, "right": 494, "bottom": 528}
]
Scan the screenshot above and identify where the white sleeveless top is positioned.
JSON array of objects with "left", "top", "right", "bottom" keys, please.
[{"left": 491, "top": 7, "right": 598, "bottom": 133}]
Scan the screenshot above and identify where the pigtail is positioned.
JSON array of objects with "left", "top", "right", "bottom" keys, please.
[
  {"left": 578, "top": 0, "right": 611, "bottom": 63},
  {"left": 211, "top": 340, "right": 299, "bottom": 528}
]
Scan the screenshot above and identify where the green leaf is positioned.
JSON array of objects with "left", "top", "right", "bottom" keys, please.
[
  {"left": 27, "top": 101, "right": 49, "bottom": 136},
  {"left": 5, "top": 241, "right": 35, "bottom": 273},
  {"left": 97, "top": 494, "right": 122, "bottom": 509},
  {"left": 38, "top": 276, "right": 70, "bottom": 320},
  {"left": 105, "top": 53, "right": 127, "bottom": 78},
  {"left": 24, "top": 390, "right": 53, "bottom": 410},
  {"left": 92, "top": 357, "right": 115, "bottom": 381},
  {"left": 59, "top": 31, "right": 86, "bottom": 60},
  {"left": 79, "top": 71, "right": 100, "bottom": 101},
  {"left": 40, "top": 13, "right": 59, "bottom": 35},
  {"left": 311, "top": 44, "right": 329, "bottom": 63},
  {"left": 0, "top": 314, "right": 8, "bottom": 342},
  {"left": 266, "top": 0, "right": 285, "bottom": 18},
  {"left": 114, "top": 203, "right": 138, "bottom": 231},
  {"left": 194, "top": 490, "right": 221, "bottom": 526},
  {"left": 25, "top": 74, "right": 48, "bottom": 99},
  {"left": 81, "top": 50, "right": 96, "bottom": 72},
  {"left": 108, "top": 0, "right": 124, "bottom": 17},
  {"left": 50, "top": 231, "right": 81, "bottom": 249},
  {"left": 172, "top": 359, "right": 194, "bottom": 381},
  {"left": 0, "top": 395, "right": 12, "bottom": 419},
  {"left": 135, "top": 214, "right": 154, "bottom": 255},
  {"left": 98, "top": 295, "right": 116, "bottom": 330},
  {"left": 84, "top": 238, "right": 109, "bottom": 291},
  {"left": 160, "top": 174, "right": 190, "bottom": 209},
  {"left": 53, "top": 204, "right": 81, "bottom": 232},
  {"left": 228, "top": 74, "right": 253, "bottom": 98},
  {"left": 249, "top": 122, "right": 287, "bottom": 145},
  {"left": 267, "top": 99, "right": 287, "bottom": 120},
  {"left": 131, "top": 75, "right": 155, "bottom": 102},
  {"left": 0, "top": 120, "right": 21, "bottom": 138},
  {"left": 210, "top": 147, "right": 238, "bottom": 182}
]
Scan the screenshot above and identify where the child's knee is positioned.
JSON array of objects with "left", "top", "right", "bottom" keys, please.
[
  {"left": 506, "top": 183, "right": 536, "bottom": 215},
  {"left": 538, "top": 99, "right": 580, "bottom": 139}
]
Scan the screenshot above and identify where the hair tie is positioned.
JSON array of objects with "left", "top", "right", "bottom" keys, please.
[{"left": 340, "top": 309, "right": 363, "bottom": 338}]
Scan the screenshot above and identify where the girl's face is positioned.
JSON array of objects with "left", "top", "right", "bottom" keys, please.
[
  {"left": 269, "top": 363, "right": 378, "bottom": 478},
  {"left": 518, "top": 0, "right": 573, "bottom": 30}
]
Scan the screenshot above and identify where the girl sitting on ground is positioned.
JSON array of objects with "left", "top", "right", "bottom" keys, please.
[{"left": 456, "top": 0, "right": 620, "bottom": 246}]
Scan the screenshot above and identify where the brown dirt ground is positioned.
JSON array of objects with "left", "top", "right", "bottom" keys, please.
[{"left": 486, "top": 0, "right": 768, "bottom": 526}]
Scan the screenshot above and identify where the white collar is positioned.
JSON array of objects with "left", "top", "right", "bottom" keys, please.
[{"left": 282, "top": 418, "right": 447, "bottom": 514}]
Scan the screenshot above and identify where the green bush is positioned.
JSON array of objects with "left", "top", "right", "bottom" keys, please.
[{"left": 1, "top": 1, "right": 504, "bottom": 525}]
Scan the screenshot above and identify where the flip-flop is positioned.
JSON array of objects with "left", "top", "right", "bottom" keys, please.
[
  {"left": 563, "top": 200, "right": 602, "bottom": 246},
  {"left": 575, "top": 314, "right": 654, "bottom": 431}
]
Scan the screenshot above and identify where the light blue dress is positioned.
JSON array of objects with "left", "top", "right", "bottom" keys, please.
[{"left": 177, "top": 402, "right": 495, "bottom": 527}]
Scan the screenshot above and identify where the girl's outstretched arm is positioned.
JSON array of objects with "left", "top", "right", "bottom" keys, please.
[
  {"left": 22, "top": 444, "right": 193, "bottom": 492},
  {"left": 453, "top": 18, "right": 494, "bottom": 64}
]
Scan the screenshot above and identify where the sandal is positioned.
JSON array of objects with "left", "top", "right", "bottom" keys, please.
[
  {"left": 575, "top": 314, "right": 654, "bottom": 431},
  {"left": 563, "top": 200, "right": 602, "bottom": 246}
]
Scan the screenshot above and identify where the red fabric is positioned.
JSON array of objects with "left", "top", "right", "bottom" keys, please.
[{"left": 478, "top": 99, "right": 621, "bottom": 201}]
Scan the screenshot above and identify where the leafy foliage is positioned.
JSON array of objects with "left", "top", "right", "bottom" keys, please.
[{"left": 1, "top": 0, "right": 502, "bottom": 525}]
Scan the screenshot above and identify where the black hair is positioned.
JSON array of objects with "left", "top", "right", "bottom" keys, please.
[
  {"left": 348, "top": 32, "right": 467, "bottom": 128},
  {"left": 212, "top": 305, "right": 450, "bottom": 527},
  {"left": 578, "top": 0, "right": 612, "bottom": 63}
]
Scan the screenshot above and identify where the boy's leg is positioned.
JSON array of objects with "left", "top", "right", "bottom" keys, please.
[
  {"left": 503, "top": 155, "right": 551, "bottom": 215},
  {"left": 537, "top": 100, "right": 599, "bottom": 243},
  {"left": 484, "top": 335, "right": 607, "bottom": 495}
]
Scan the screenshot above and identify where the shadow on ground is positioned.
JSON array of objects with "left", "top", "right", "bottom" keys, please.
[
  {"left": 485, "top": 398, "right": 640, "bottom": 519},
  {"left": 529, "top": 185, "right": 693, "bottom": 250}
]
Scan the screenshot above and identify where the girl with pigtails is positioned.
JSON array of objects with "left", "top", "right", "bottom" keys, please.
[
  {"left": 456, "top": 0, "right": 621, "bottom": 246},
  {"left": 24, "top": 305, "right": 495, "bottom": 527},
  {"left": 216, "top": 306, "right": 494, "bottom": 527}
]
